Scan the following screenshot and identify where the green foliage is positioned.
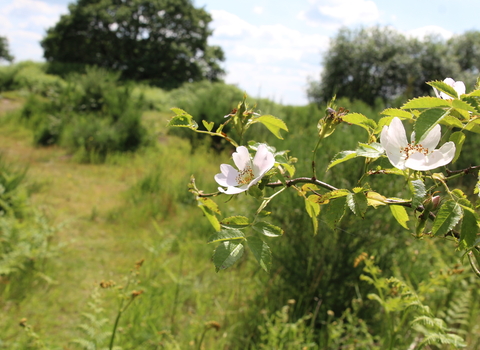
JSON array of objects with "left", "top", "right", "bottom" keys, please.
[
  {"left": 16, "top": 67, "right": 149, "bottom": 162},
  {"left": 13, "top": 64, "right": 65, "bottom": 97},
  {"left": 256, "top": 301, "right": 318, "bottom": 349},
  {"left": 41, "top": 0, "right": 225, "bottom": 88},
  {"left": 309, "top": 26, "right": 463, "bottom": 105},
  {"left": 70, "top": 287, "right": 112, "bottom": 350},
  {"left": 0, "top": 36, "right": 13, "bottom": 63}
]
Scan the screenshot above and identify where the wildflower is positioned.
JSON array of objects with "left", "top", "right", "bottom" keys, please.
[
  {"left": 215, "top": 144, "right": 275, "bottom": 195},
  {"left": 380, "top": 117, "right": 455, "bottom": 171},
  {"left": 433, "top": 78, "right": 465, "bottom": 99}
]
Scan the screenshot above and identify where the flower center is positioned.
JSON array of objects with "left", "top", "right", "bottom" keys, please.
[
  {"left": 236, "top": 166, "right": 255, "bottom": 185},
  {"left": 401, "top": 143, "right": 429, "bottom": 159}
]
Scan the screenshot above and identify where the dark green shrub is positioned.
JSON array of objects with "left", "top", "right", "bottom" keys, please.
[
  {"left": 13, "top": 65, "right": 65, "bottom": 97},
  {"left": 16, "top": 67, "right": 149, "bottom": 162}
]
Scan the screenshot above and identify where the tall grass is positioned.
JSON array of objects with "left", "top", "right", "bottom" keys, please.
[{"left": 1, "top": 63, "right": 480, "bottom": 348}]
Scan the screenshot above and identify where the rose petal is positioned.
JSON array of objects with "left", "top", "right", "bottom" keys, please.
[
  {"left": 232, "top": 146, "right": 251, "bottom": 171},
  {"left": 252, "top": 144, "right": 275, "bottom": 177},
  {"left": 419, "top": 124, "right": 440, "bottom": 149},
  {"left": 218, "top": 185, "right": 248, "bottom": 195},
  {"left": 214, "top": 164, "right": 239, "bottom": 187}
]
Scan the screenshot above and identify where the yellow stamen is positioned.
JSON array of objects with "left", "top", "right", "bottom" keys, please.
[{"left": 236, "top": 166, "right": 254, "bottom": 185}]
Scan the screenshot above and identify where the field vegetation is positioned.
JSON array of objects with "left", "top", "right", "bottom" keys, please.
[{"left": 0, "top": 60, "right": 479, "bottom": 350}]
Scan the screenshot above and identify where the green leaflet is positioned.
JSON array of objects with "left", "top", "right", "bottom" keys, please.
[
  {"left": 207, "top": 228, "right": 245, "bottom": 244},
  {"left": 381, "top": 108, "right": 413, "bottom": 119},
  {"left": 253, "top": 115, "right": 288, "bottom": 139},
  {"left": 427, "top": 80, "right": 459, "bottom": 99},
  {"left": 409, "top": 179, "right": 426, "bottom": 209},
  {"left": 347, "top": 191, "right": 368, "bottom": 218},
  {"left": 390, "top": 205, "right": 409, "bottom": 230},
  {"left": 198, "top": 205, "right": 220, "bottom": 232},
  {"left": 432, "top": 200, "right": 463, "bottom": 237},
  {"left": 323, "top": 197, "right": 347, "bottom": 230},
  {"left": 304, "top": 197, "right": 320, "bottom": 235},
  {"left": 402, "top": 97, "right": 451, "bottom": 109},
  {"left": 449, "top": 131, "right": 465, "bottom": 163},
  {"left": 220, "top": 216, "right": 250, "bottom": 229},
  {"left": 327, "top": 151, "right": 357, "bottom": 170},
  {"left": 202, "top": 120, "right": 214, "bottom": 131},
  {"left": 167, "top": 108, "right": 198, "bottom": 129},
  {"left": 247, "top": 236, "right": 272, "bottom": 272},
  {"left": 460, "top": 206, "right": 479, "bottom": 249},
  {"left": 414, "top": 109, "right": 449, "bottom": 144},
  {"left": 212, "top": 241, "right": 244, "bottom": 272},
  {"left": 342, "top": 113, "right": 377, "bottom": 131},
  {"left": 452, "top": 99, "right": 478, "bottom": 113},
  {"left": 356, "top": 142, "right": 384, "bottom": 158},
  {"left": 252, "top": 221, "right": 284, "bottom": 237}
]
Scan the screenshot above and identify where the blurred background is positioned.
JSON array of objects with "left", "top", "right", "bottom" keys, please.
[{"left": 1, "top": 0, "right": 480, "bottom": 349}]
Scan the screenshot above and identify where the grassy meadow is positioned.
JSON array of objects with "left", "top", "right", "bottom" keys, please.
[{"left": 0, "top": 62, "right": 480, "bottom": 349}]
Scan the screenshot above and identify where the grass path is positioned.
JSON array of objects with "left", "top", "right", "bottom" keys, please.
[
  {"left": 0, "top": 98, "right": 158, "bottom": 342},
  {"left": 0, "top": 98, "right": 262, "bottom": 348}
]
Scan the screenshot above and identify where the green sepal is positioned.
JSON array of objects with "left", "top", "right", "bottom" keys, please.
[{"left": 213, "top": 241, "right": 244, "bottom": 272}]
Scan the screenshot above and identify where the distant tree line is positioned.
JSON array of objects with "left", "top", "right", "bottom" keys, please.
[
  {"left": 0, "top": 36, "right": 14, "bottom": 63},
  {"left": 308, "top": 27, "right": 480, "bottom": 106},
  {"left": 41, "top": 0, "right": 225, "bottom": 89}
]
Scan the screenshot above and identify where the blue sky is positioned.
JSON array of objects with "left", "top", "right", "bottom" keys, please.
[{"left": 2, "top": 0, "right": 480, "bottom": 105}]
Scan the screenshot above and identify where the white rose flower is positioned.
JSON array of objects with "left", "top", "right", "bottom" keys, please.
[
  {"left": 433, "top": 77, "right": 466, "bottom": 99},
  {"left": 215, "top": 144, "right": 275, "bottom": 194},
  {"left": 380, "top": 117, "right": 456, "bottom": 171}
]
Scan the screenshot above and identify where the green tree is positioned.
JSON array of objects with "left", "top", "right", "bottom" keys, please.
[
  {"left": 449, "top": 30, "right": 480, "bottom": 88},
  {"left": 0, "top": 36, "right": 14, "bottom": 63},
  {"left": 308, "top": 26, "right": 460, "bottom": 105},
  {"left": 41, "top": 0, "right": 224, "bottom": 88}
]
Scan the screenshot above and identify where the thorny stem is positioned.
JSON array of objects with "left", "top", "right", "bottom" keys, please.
[
  {"left": 311, "top": 129, "right": 327, "bottom": 179},
  {"left": 468, "top": 251, "right": 480, "bottom": 278},
  {"left": 109, "top": 297, "right": 135, "bottom": 350}
]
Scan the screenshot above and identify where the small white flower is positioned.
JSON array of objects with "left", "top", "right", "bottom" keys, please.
[
  {"left": 380, "top": 117, "right": 456, "bottom": 171},
  {"left": 215, "top": 144, "right": 275, "bottom": 195},
  {"left": 433, "top": 77, "right": 466, "bottom": 99}
]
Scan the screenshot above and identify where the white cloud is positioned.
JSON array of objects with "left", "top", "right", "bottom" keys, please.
[
  {"left": 298, "top": 0, "right": 380, "bottom": 28},
  {"left": 0, "top": 0, "right": 67, "bottom": 61},
  {"left": 407, "top": 25, "right": 453, "bottom": 40},
  {"left": 209, "top": 10, "right": 328, "bottom": 104},
  {"left": 253, "top": 6, "right": 263, "bottom": 14}
]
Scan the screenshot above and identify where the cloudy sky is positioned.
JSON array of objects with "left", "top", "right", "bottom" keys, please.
[{"left": 1, "top": 0, "right": 480, "bottom": 105}]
